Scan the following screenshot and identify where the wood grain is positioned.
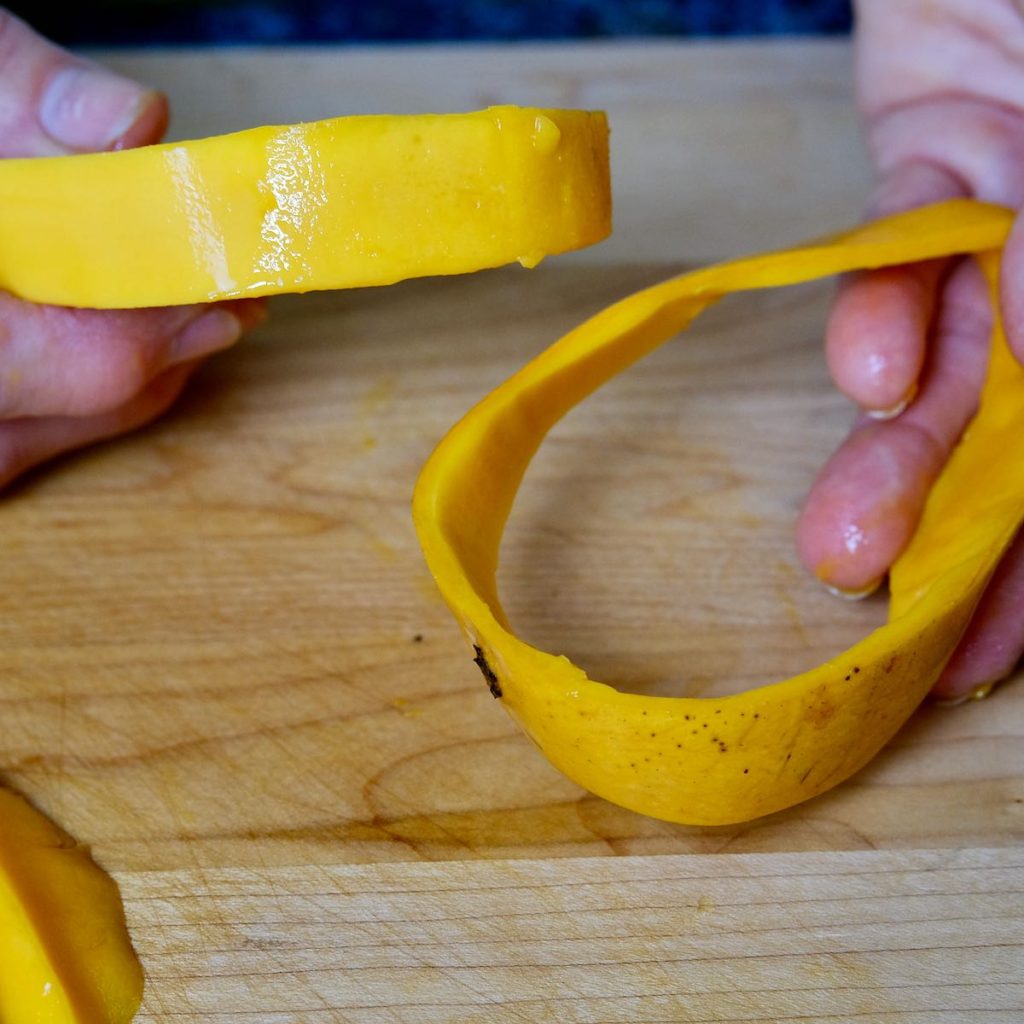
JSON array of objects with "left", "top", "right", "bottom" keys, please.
[
  {"left": 1, "top": 40, "right": 1021, "bottom": 1018},
  {"left": 124, "top": 848, "right": 1023, "bottom": 1022}
]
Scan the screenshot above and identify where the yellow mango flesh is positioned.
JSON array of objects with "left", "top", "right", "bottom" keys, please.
[
  {"left": 413, "top": 199, "right": 1021, "bottom": 825},
  {"left": 0, "top": 106, "right": 610, "bottom": 309},
  {"left": 0, "top": 788, "right": 143, "bottom": 1023}
]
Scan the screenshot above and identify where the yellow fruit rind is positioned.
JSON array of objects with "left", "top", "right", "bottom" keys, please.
[{"left": 413, "top": 199, "right": 1021, "bottom": 825}]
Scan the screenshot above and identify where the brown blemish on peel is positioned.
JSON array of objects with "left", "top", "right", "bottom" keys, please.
[
  {"left": 804, "top": 698, "right": 837, "bottom": 727},
  {"left": 472, "top": 645, "right": 502, "bottom": 699}
]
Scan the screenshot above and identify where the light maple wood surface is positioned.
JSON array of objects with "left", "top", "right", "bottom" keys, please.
[
  {"left": 2, "top": 40, "right": 1021, "bottom": 1021},
  {"left": 128, "top": 848, "right": 1023, "bottom": 1023}
]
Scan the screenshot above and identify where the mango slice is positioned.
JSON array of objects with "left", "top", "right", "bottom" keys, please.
[
  {"left": 413, "top": 199, "right": 1021, "bottom": 825},
  {"left": 0, "top": 106, "right": 610, "bottom": 309},
  {"left": 0, "top": 787, "right": 143, "bottom": 1023}
]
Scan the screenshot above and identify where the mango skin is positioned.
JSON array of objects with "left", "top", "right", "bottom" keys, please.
[
  {"left": 414, "top": 200, "right": 1022, "bottom": 825},
  {"left": 0, "top": 788, "right": 143, "bottom": 1024},
  {"left": 0, "top": 106, "right": 610, "bottom": 309}
]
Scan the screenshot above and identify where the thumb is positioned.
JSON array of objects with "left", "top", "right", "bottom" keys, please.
[{"left": 0, "top": 8, "right": 168, "bottom": 158}]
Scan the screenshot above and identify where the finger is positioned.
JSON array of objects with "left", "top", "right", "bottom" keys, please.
[
  {"left": 0, "top": 8, "right": 168, "bottom": 158},
  {"left": 932, "top": 530, "right": 1024, "bottom": 701},
  {"left": 798, "top": 258, "right": 992, "bottom": 592},
  {"left": 0, "top": 360, "right": 200, "bottom": 490},
  {"left": 998, "top": 207, "right": 1024, "bottom": 368},
  {"left": 0, "top": 295, "right": 265, "bottom": 418},
  {"left": 826, "top": 161, "right": 967, "bottom": 416},
  {"left": 826, "top": 261, "right": 943, "bottom": 416}
]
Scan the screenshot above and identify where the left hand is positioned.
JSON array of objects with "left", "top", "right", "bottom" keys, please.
[{"left": 0, "top": 10, "right": 265, "bottom": 490}]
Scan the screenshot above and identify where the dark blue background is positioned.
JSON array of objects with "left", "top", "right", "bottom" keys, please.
[{"left": 13, "top": 1, "right": 852, "bottom": 47}]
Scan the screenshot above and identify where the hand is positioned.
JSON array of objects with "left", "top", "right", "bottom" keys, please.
[
  {"left": 0, "top": 10, "right": 265, "bottom": 489},
  {"left": 797, "top": 0, "right": 1024, "bottom": 701}
]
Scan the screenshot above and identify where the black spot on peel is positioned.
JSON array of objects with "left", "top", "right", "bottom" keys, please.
[{"left": 472, "top": 645, "right": 502, "bottom": 699}]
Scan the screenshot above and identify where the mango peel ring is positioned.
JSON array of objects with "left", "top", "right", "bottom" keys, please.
[{"left": 414, "top": 199, "right": 1022, "bottom": 826}]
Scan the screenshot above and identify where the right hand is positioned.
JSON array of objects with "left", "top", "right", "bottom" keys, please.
[{"left": 797, "top": 0, "right": 1024, "bottom": 701}]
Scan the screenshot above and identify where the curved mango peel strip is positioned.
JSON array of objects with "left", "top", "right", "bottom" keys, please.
[
  {"left": 0, "top": 106, "right": 610, "bottom": 309},
  {"left": 413, "top": 199, "right": 1022, "bottom": 826},
  {"left": 0, "top": 787, "right": 143, "bottom": 1023}
]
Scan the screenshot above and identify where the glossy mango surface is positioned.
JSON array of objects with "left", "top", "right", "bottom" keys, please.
[{"left": 0, "top": 106, "right": 610, "bottom": 308}]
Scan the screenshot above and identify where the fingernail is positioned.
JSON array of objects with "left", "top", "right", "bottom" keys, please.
[
  {"left": 822, "top": 577, "right": 884, "bottom": 601},
  {"left": 39, "top": 65, "right": 155, "bottom": 151},
  {"left": 169, "top": 309, "right": 242, "bottom": 364},
  {"left": 233, "top": 301, "right": 269, "bottom": 332},
  {"left": 932, "top": 680, "right": 1000, "bottom": 708},
  {"left": 865, "top": 383, "right": 918, "bottom": 422}
]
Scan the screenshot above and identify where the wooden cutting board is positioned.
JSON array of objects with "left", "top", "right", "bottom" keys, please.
[{"left": 1, "top": 40, "right": 1020, "bottom": 1022}]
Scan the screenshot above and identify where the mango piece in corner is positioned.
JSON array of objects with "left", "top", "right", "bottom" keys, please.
[
  {"left": 0, "top": 106, "right": 610, "bottom": 309},
  {"left": 413, "top": 199, "right": 1023, "bottom": 826},
  {"left": 0, "top": 787, "right": 143, "bottom": 1023}
]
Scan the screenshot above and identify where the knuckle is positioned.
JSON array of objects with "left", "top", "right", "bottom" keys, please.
[
  {"left": 0, "top": 9, "right": 27, "bottom": 75},
  {"left": 73, "top": 347, "right": 151, "bottom": 415},
  {"left": 38, "top": 307, "right": 162, "bottom": 416},
  {"left": 0, "top": 430, "right": 22, "bottom": 490}
]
